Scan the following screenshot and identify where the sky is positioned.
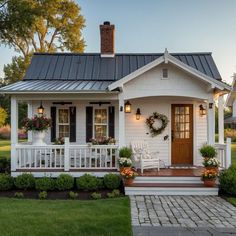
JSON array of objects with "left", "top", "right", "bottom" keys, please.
[{"left": 0, "top": 0, "right": 236, "bottom": 84}]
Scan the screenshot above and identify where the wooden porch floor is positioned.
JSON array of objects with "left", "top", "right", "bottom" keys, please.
[{"left": 137, "top": 166, "right": 204, "bottom": 177}]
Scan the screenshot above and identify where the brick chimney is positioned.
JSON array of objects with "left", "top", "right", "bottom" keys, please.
[{"left": 100, "top": 21, "right": 115, "bottom": 57}]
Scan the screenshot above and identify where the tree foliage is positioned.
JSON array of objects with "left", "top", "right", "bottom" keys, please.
[{"left": 0, "top": 107, "right": 8, "bottom": 127}]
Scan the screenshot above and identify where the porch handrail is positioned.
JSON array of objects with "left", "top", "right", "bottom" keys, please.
[
  {"left": 214, "top": 137, "right": 231, "bottom": 169},
  {"left": 14, "top": 138, "right": 119, "bottom": 171}
]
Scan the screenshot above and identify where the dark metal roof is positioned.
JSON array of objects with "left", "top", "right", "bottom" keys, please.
[
  {"left": 0, "top": 80, "right": 113, "bottom": 92},
  {"left": 24, "top": 52, "right": 222, "bottom": 81}
]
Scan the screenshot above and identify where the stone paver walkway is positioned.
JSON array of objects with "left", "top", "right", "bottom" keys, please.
[{"left": 130, "top": 196, "right": 236, "bottom": 228}]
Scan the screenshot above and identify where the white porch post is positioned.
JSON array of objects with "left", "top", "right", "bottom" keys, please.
[
  {"left": 218, "top": 95, "right": 224, "bottom": 144},
  {"left": 226, "top": 137, "right": 232, "bottom": 168},
  {"left": 27, "top": 101, "right": 33, "bottom": 143},
  {"left": 11, "top": 96, "right": 18, "bottom": 171},
  {"left": 118, "top": 93, "right": 125, "bottom": 148},
  {"left": 207, "top": 101, "right": 215, "bottom": 145},
  {"left": 64, "top": 137, "right": 70, "bottom": 171}
]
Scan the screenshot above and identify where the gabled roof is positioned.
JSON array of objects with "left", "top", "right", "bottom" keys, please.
[
  {"left": 24, "top": 52, "right": 222, "bottom": 81},
  {"left": 226, "top": 77, "right": 236, "bottom": 106}
]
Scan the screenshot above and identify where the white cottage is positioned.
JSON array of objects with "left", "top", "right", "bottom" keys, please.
[{"left": 0, "top": 22, "right": 231, "bottom": 194}]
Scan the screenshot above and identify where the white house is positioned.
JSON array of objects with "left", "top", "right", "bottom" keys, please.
[
  {"left": 226, "top": 78, "right": 236, "bottom": 129},
  {"left": 0, "top": 22, "right": 231, "bottom": 183}
]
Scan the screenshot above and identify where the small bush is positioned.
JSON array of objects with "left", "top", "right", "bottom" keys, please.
[
  {"left": 91, "top": 192, "right": 102, "bottom": 200},
  {"left": 104, "top": 174, "right": 121, "bottom": 190},
  {"left": 14, "top": 192, "right": 24, "bottom": 198},
  {"left": 199, "top": 145, "right": 217, "bottom": 158},
  {"left": 76, "top": 174, "right": 98, "bottom": 191},
  {"left": 0, "top": 174, "right": 14, "bottom": 191},
  {"left": 119, "top": 147, "right": 132, "bottom": 158},
  {"left": 38, "top": 191, "right": 47, "bottom": 200},
  {"left": 97, "top": 178, "right": 105, "bottom": 189},
  {"left": 219, "top": 166, "right": 236, "bottom": 196},
  {"left": 14, "top": 173, "right": 35, "bottom": 190},
  {"left": 55, "top": 174, "right": 74, "bottom": 191},
  {"left": 0, "top": 125, "right": 11, "bottom": 139},
  {"left": 0, "top": 157, "right": 10, "bottom": 174},
  {"left": 68, "top": 191, "right": 78, "bottom": 200},
  {"left": 107, "top": 189, "right": 120, "bottom": 198},
  {"left": 35, "top": 177, "right": 55, "bottom": 191}
]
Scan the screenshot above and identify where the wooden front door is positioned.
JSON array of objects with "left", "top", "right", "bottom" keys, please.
[{"left": 171, "top": 104, "right": 193, "bottom": 165}]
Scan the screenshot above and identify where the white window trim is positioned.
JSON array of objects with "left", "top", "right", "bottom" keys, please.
[
  {"left": 56, "top": 107, "right": 70, "bottom": 139},
  {"left": 92, "top": 106, "right": 109, "bottom": 139}
]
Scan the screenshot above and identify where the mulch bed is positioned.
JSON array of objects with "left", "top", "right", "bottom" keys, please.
[{"left": 0, "top": 188, "right": 125, "bottom": 200}]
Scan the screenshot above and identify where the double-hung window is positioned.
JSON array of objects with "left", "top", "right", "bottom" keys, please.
[
  {"left": 58, "top": 108, "right": 70, "bottom": 138},
  {"left": 94, "top": 109, "right": 108, "bottom": 138}
]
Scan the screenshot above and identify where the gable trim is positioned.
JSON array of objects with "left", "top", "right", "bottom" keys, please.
[{"left": 108, "top": 50, "right": 230, "bottom": 92}]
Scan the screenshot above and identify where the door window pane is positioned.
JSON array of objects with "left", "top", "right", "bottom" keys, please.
[{"left": 94, "top": 109, "right": 108, "bottom": 138}]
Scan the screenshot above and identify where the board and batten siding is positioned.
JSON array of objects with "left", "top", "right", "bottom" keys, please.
[{"left": 31, "top": 101, "right": 119, "bottom": 145}]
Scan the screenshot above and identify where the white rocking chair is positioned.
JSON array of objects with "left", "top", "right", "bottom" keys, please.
[{"left": 131, "top": 141, "right": 160, "bottom": 174}]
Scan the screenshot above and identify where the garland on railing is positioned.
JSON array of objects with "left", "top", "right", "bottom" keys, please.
[{"left": 146, "top": 112, "right": 169, "bottom": 137}]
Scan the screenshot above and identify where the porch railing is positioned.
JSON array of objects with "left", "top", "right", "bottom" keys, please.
[
  {"left": 14, "top": 138, "right": 118, "bottom": 171},
  {"left": 214, "top": 137, "right": 231, "bottom": 169}
]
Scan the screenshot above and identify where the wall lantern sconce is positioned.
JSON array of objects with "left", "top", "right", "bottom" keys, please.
[
  {"left": 136, "top": 108, "right": 141, "bottom": 120},
  {"left": 199, "top": 104, "right": 206, "bottom": 116},
  {"left": 37, "top": 101, "right": 44, "bottom": 115},
  {"left": 209, "top": 103, "right": 213, "bottom": 109},
  {"left": 124, "top": 101, "right": 131, "bottom": 113}
]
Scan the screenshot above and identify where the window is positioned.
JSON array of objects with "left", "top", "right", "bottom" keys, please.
[
  {"left": 58, "top": 109, "right": 70, "bottom": 138},
  {"left": 162, "top": 68, "right": 168, "bottom": 79},
  {"left": 94, "top": 109, "right": 108, "bottom": 138}
]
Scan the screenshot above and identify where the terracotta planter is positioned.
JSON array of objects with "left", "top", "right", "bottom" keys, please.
[
  {"left": 120, "top": 167, "right": 131, "bottom": 172},
  {"left": 203, "top": 179, "right": 216, "bottom": 187},
  {"left": 124, "top": 178, "right": 134, "bottom": 185},
  {"left": 205, "top": 167, "right": 219, "bottom": 173}
]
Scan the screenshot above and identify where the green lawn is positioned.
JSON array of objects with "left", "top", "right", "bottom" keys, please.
[
  {"left": 232, "top": 143, "right": 236, "bottom": 166},
  {"left": 0, "top": 140, "right": 11, "bottom": 158},
  {"left": 228, "top": 198, "right": 236, "bottom": 207},
  {"left": 0, "top": 198, "right": 131, "bottom": 236}
]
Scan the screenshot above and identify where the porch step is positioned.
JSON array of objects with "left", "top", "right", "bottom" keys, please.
[
  {"left": 125, "top": 183, "right": 219, "bottom": 196},
  {"left": 134, "top": 176, "right": 202, "bottom": 184}
]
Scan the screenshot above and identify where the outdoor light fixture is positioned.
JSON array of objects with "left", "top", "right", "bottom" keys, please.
[
  {"left": 124, "top": 101, "right": 131, "bottom": 113},
  {"left": 136, "top": 108, "right": 141, "bottom": 120},
  {"left": 209, "top": 103, "right": 213, "bottom": 109},
  {"left": 199, "top": 104, "right": 206, "bottom": 116},
  {"left": 37, "top": 101, "right": 44, "bottom": 115}
]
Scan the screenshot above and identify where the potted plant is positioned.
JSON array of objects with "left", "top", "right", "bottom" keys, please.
[
  {"left": 120, "top": 168, "right": 137, "bottom": 185},
  {"left": 202, "top": 157, "right": 220, "bottom": 172},
  {"left": 23, "top": 115, "right": 51, "bottom": 145},
  {"left": 119, "top": 147, "right": 132, "bottom": 158},
  {"left": 199, "top": 144, "right": 217, "bottom": 158},
  {"left": 118, "top": 157, "right": 132, "bottom": 171},
  {"left": 201, "top": 169, "right": 218, "bottom": 187},
  {"left": 90, "top": 137, "right": 116, "bottom": 145}
]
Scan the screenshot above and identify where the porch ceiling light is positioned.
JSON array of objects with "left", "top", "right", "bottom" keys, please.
[
  {"left": 37, "top": 101, "right": 44, "bottom": 115},
  {"left": 136, "top": 108, "right": 141, "bottom": 120},
  {"left": 199, "top": 104, "right": 206, "bottom": 116},
  {"left": 124, "top": 101, "right": 131, "bottom": 113}
]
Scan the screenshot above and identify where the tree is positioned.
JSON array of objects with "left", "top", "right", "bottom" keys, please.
[
  {"left": 0, "top": 107, "right": 8, "bottom": 127},
  {"left": 1, "top": 0, "right": 85, "bottom": 84}
]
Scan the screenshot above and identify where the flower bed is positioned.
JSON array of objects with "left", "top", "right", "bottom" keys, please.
[{"left": 0, "top": 173, "right": 124, "bottom": 200}]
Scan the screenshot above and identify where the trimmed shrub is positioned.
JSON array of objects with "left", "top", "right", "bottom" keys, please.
[
  {"left": 14, "top": 173, "right": 35, "bottom": 190},
  {"left": 55, "top": 174, "right": 74, "bottom": 191},
  {"left": 0, "top": 125, "right": 11, "bottom": 139},
  {"left": 107, "top": 189, "right": 120, "bottom": 198},
  {"left": 91, "top": 192, "right": 102, "bottom": 200},
  {"left": 0, "top": 157, "right": 10, "bottom": 174},
  {"left": 38, "top": 191, "right": 47, "bottom": 200},
  {"left": 76, "top": 174, "right": 98, "bottom": 191},
  {"left": 14, "top": 192, "right": 24, "bottom": 198},
  {"left": 119, "top": 147, "right": 132, "bottom": 158},
  {"left": 0, "top": 174, "right": 14, "bottom": 191},
  {"left": 35, "top": 177, "right": 55, "bottom": 191},
  {"left": 199, "top": 145, "right": 217, "bottom": 158},
  {"left": 104, "top": 173, "right": 121, "bottom": 190},
  {"left": 69, "top": 191, "right": 78, "bottom": 200},
  {"left": 97, "top": 178, "right": 105, "bottom": 189},
  {"left": 219, "top": 166, "right": 236, "bottom": 196}
]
